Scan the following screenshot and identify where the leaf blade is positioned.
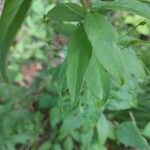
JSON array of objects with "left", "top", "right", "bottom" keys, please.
[
  {"left": 143, "top": 122, "right": 150, "bottom": 138},
  {"left": 86, "top": 54, "right": 110, "bottom": 101},
  {"left": 95, "top": 0, "right": 150, "bottom": 20},
  {"left": 53, "top": 23, "right": 76, "bottom": 36},
  {"left": 66, "top": 24, "right": 92, "bottom": 101},
  {"left": 47, "top": 3, "right": 86, "bottom": 22},
  {"left": 84, "top": 12, "right": 124, "bottom": 85},
  {"left": 116, "top": 121, "right": 150, "bottom": 150},
  {"left": 0, "top": 0, "right": 32, "bottom": 80}
]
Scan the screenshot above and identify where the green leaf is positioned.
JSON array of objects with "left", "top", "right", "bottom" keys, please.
[
  {"left": 116, "top": 121, "right": 150, "bottom": 150},
  {"left": 143, "top": 122, "right": 150, "bottom": 138},
  {"left": 106, "top": 48, "right": 145, "bottom": 111},
  {"left": 84, "top": 12, "right": 124, "bottom": 86},
  {"left": 106, "top": 82, "right": 138, "bottom": 111},
  {"left": 47, "top": 3, "right": 86, "bottom": 22},
  {"left": 63, "top": 137, "right": 73, "bottom": 150},
  {"left": 50, "top": 108, "right": 60, "bottom": 128},
  {"left": 140, "top": 0, "right": 150, "bottom": 4},
  {"left": 97, "top": 114, "right": 116, "bottom": 145},
  {"left": 79, "top": 90, "right": 103, "bottom": 132},
  {"left": 60, "top": 113, "right": 81, "bottom": 137},
  {"left": 66, "top": 24, "right": 92, "bottom": 101},
  {"left": 86, "top": 54, "right": 110, "bottom": 101},
  {"left": 53, "top": 144, "right": 62, "bottom": 150},
  {"left": 39, "top": 141, "right": 51, "bottom": 150},
  {"left": 118, "top": 36, "right": 141, "bottom": 47},
  {"left": 121, "top": 47, "right": 145, "bottom": 82},
  {"left": 12, "top": 134, "right": 31, "bottom": 144},
  {"left": 6, "top": 143, "right": 16, "bottom": 150},
  {"left": 94, "top": 0, "right": 150, "bottom": 20},
  {"left": 57, "top": 60, "right": 67, "bottom": 96},
  {"left": 38, "top": 94, "right": 57, "bottom": 109},
  {"left": 53, "top": 23, "right": 76, "bottom": 36},
  {"left": 81, "top": 130, "right": 94, "bottom": 149},
  {"left": 91, "top": 143, "right": 107, "bottom": 150},
  {"left": 0, "top": 0, "right": 32, "bottom": 80}
]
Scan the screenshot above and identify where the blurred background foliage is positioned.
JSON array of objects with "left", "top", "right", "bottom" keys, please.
[{"left": 0, "top": 0, "right": 150, "bottom": 149}]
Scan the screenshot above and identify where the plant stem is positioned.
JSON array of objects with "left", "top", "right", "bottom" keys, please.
[{"left": 80, "top": 0, "right": 91, "bottom": 9}]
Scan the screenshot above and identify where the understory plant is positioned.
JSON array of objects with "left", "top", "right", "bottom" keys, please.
[{"left": 0, "top": 0, "right": 150, "bottom": 149}]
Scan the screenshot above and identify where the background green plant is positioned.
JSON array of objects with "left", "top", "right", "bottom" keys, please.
[{"left": 0, "top": 0, "right": 150, "bottom": 150}]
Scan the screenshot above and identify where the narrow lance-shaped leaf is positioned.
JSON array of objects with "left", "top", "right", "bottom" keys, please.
[
  {"left": 57, "top": 58, "right": 67, "bottom": 96},
  {"left": 0, "top": 0, "right": 32, "bottom": 80},
  {"left": 47, "top": 3, "right": 86, "bottom": 22},
  {"left": 66, "top": 24, "right": 92, "bottom": 101},
  {"left": 84, "top": 12, "right": 124, "bottom": 86},
  {"left": 94, "top": 0, "right": 150, "bottom": 20},
  {"left": 86, "top": 54, "right": 110, "bottom": 101},
  {"left": 140, "top": 0, "right": 150, "bottom": 4}
]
